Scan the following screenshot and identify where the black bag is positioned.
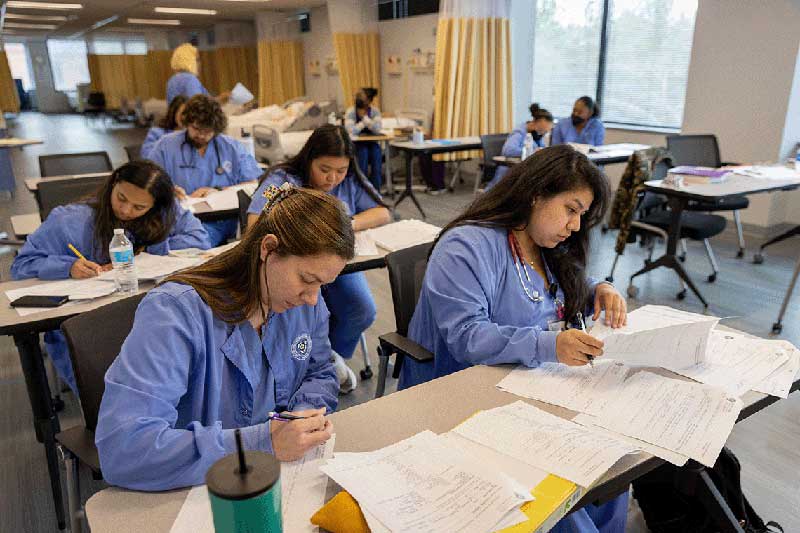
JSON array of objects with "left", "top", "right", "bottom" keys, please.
[{"left": 632, "top": 447, "right": 783, "bottom": 533}]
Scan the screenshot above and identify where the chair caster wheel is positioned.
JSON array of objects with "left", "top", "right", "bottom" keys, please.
[
  {"left": 52, "top": 397, "right": 65, "bottom": 412},
  {"left": 753, "top": 253, "right": 764, "bottom": 264},
  {"left": 677, "top": 289, "right": 687, "bottom": 300},
  {"left": 360, "top": 368, "right": 373, "bottom": 380},
  {"left": 605, "top": 276, "right": 614, "bottom": 283},
  {"left": 627, "top": 285, "right": 639, "bottom": 298},
  {"left": 707, "top": 273, "right": 717, "bottom": 283},
  {"left": 678, "top": 253, "right": 686, "bottom": 262},
  {"left": 736, "top": 248, "right": 744, "bottom": 258},
  {"left": 772, "top": 322, "right": 783, "bottom": 334}
]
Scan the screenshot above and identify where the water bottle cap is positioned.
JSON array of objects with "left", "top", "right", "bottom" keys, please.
[{"left": 113, "top": 228, "right": 124, "bottom": 235}]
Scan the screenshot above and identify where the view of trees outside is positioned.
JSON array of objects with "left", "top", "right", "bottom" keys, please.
[{"left": 532, "top": 0, "right": 698, "bottom": 129}]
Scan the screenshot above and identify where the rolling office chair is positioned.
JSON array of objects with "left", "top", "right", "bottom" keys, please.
[
  {"left": 447, "top": 133, "right": 508, "bottom": 193},
  {"left": 666, "top": 134, "right": 748, "bottom": 258},
  {"left": 38, "top": 151, "right": 113, "bottom": 178},
  {"left": 58, "top": 293, "right": 147, "bottom": 533},
  {"left": 374, "top": 242, "right": 434, "bottom": 398}
]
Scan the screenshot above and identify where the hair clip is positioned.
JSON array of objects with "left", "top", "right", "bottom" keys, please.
[{"left": 262, "top": 182, "right": 297, "bottom": 216}]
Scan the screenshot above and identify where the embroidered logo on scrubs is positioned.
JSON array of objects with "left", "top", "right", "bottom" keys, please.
[
  {"left": 222, "top": 160, "right": 233, "bottom": 173},
  {"left": 291, "top": 333, "right": 312, "bottom": 361}
]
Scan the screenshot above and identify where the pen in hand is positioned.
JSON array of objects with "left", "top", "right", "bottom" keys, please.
[
  {"left": 576, "top": 312, "right": 594, "bottom": 367},
  {"left": 268, "top": 411, "right": 309, "bottom": 422}
]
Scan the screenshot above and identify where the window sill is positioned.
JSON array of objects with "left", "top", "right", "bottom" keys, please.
[{"left": 604, "top": 123, "right": 681, "bottom": 135}]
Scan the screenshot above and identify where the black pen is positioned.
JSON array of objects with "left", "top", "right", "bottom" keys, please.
[
  {"left": 267, "top": 411, "right": 308, "bottom": 422},
  {"left": 576, "top": 312, "right": 594, "bottom": 367}
]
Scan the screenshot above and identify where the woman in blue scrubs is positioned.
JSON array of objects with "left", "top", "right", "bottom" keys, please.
[
  {"left": 248, "top": 124, "right": 391, "bottom": 392},
  {"left": 11, "top": 161, "right": 210, "bottom": 393},
  {"left": 96, "top": 185, "right": 352, "bottom": 490},
  {"left": 140, "top": 95, "right": 187, "bottom": 160},
  {"left": 165, "top": 43, "right": 229, "bottom": 105},
  {"left": 399, "top": 145, "right": 628, "bottom": 532},
  {"left": 551, "top": 96, "right": 605, "bottom": 146}
]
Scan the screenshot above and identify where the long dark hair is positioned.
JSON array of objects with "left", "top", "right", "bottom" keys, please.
[
  {"left": 529, "top": 102, "right": 553, "bottom": 122},
  {"left": 159, "top": 95, "right": 188, "bottom": 130},
  {"left": 166, "top": 187, "right": 354, "bottom": 323},
  {"left": 435, "top": 145, "right": 610, "bottom": 321},
  {"left": 577, "top": 95, "right": 600, "bottom": 118},
  {"left": 89, "top": 161, "right": 177, "bottom": 261},
  {"left": 259, "top": 124, "right": 386, "bottom": 207}
]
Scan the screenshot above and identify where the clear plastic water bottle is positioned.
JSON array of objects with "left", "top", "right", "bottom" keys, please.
[
  {"left": 109, "top": 228, "right": 138, "bottom": 295},
  {"left": 522, "top": 133, "right": 535, "bottom": 160}
]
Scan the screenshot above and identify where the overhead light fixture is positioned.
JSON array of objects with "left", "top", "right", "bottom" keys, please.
[
  {"left": 5, "top": 13, "right": 69, "bottom": 21},
  {"left": 4, "top": 21, "right": 58, "bottom": 29},
  {"left": 154, "top": 7, "right": 217, "bottom": 15},
  {"left": 6, "top": 1, "right": 83, "bottom": 10},
  {"left": 128, "top": 18, "right": 181, "bottom": 26}
]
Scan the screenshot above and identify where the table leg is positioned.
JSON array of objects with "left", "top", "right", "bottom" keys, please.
[
  {"left": 394, "top": 151, "right": 427, "bottom": 219},
  {"left": 383, "top": 141, "right": 394, "bottom": 199},
  {"left": 14, "top": 332, "right": 66, "bottom": 530},
  {"left": 676, "top": 462, "right": 745, "bottom": 533}
]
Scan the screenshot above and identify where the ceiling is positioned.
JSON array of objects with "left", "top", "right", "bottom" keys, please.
[{"left": 0, "top": 0, "right": 326, "bottom": 38}]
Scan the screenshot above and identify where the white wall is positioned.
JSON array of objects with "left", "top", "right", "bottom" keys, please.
[
  {"left": 378, "top": 13, "right": 438, "bottom": 119},
  {"left": 214, "top": 22, "right": 257, "bottom": 47},
  {"left": 510, "top": 0, "right": 535, "bottom": 125},
  {"left": 326, "top": 0, "right": 378, "bottom": 33},
  {"left": 26, "top": 40, "right": 70, "bottom": 113},
  {"left": 300, "top": 6, "right": 344, "bottom": 105}
]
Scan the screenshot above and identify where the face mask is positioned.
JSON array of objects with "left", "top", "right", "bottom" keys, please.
[
  {"left": 531, "top": 131, "right": 544, "bottom": 142},
  {"left": 571, "top": 114, "right": 585, "bottom": 126},
  {"left": 355, "top": 98, "right": 367, "bottom": 110}
]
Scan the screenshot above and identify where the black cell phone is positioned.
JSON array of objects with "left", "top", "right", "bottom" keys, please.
[{"left": 10, "top": 295, "right": 69, "bottom": 308}]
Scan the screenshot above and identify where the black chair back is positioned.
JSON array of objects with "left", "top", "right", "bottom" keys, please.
[
  {"left": 237, "top": 188, "right": 253, "bottom": 234},
  {"left": 665, "top": 134, "right": 721, "bottom": 167},
  {"left": 384, "top": 242, "right": 433, "bottom": 336},
  {"left": 61, "top": 293, "right": 146, "bottom": 431},
  {"left": 39, "top": 151, "right": 113, "bottom": 178},
  {"left": 480, "top": 133, "right": 508, "bottom": 182},
  {"left": 38, "top": 175, "right": 108, "bottom": 220},
  {"left": 124, "top": 144, "right": 142, "bottom": 161}
]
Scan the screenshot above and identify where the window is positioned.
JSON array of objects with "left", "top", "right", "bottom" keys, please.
[
  {"left": 4, "top": 42, "right": 35, "bottom": 91},
  {"left": 92, "top": 40, "right": 124, "bottom": 55},
  {"left": 532, "top": 0, "right": 698, "bottom": 130},
  {"left": 47, "top": 39, "right": 91, "bottom": 92},
  {"left": 124, "top": 40, "right": 147, "bottom": 55}
]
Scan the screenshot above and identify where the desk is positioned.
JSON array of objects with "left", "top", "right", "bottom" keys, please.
[
  {"left": 11, "top": 212, "right": 42, "bottom": 239},
  {"left": 641, "top": 174, "right": 800, "bottom": 307},
  {"left": 0, "top": 137, "right": 42, "bottom": 192},
  {"left": 493, "top": 146, "right": 638, "bottom": 168},
  {"left": 352, "top": 133, "right": 396, "bottom": 197},
  {"left": 389, "top": 136, "right": 482, "bottom": 218},
  {"left": 84, "top": 362, "right": 799, "bottom": 532}
]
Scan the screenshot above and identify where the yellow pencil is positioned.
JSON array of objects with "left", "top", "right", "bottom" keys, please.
[{"left": 67, "top": 243, "right": 86, "bottom": 261}]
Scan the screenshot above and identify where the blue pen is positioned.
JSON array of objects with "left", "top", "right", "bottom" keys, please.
[{"left": 576, "top": 312, "right": 594, "bottom": 367}]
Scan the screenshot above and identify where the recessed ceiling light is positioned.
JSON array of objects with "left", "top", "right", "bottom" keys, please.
[
  {"left": 128, "top": 18, "right": 181, "bottom": 26},
  {"left": 4, "top": 21, "right": 59, "bottom": 29},
  {"left": 154, "top": 7, "right": 217, "bottom": 15},
  {"left": 5, "top": 13, "right": 69, "bottom": 21},
  {"left": 6, "top": 1, "right": 83, "bottom": 10}
]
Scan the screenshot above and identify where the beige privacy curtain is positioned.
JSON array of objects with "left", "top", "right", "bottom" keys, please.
[
  {"left": 257, "top": 40, "right": 305, "bottom": 106},
  {"left": 333, "top": 33, "right": 380, "bottom": 108},
  {"left": 0, "top": 51, "right": 21, "bottom": 113},
  {"left": 434, "top": 0, "right": 512, "bottom": 159}
]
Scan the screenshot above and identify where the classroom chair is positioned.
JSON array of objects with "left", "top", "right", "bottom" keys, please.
[
  {"left": 606, "top": 147, "right": 726, "bottom": 300},
  {"left": 124, "top": 144, "right": 143, "bottom": 162},
  {"left": 38, "top": 151, "right": 112, "bottom": 178},
  {"left": 666, "top": 134, "right": 748, "bottom": 258},
  {"left": 237, "top": 188, "right": 252, "bottom": 235},
  {"left": 374, "top": 242, "right": 434, "bottom": 398},
  {"left": 37, "top": 174, "right": 108, "bottom": 220},
  {"left": 58, "top": 293, "right": 147, "bottom": 533}
]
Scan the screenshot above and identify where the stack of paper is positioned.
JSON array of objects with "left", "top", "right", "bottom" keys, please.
[
  {"left": 6, "top": 279, "right": 118, "bottom": 316},
  {"left": 365, "top": 219, "right": 441, "bottom": 252},
  {"left": 170, "top": 438, "right": 336, "bottom": 533},
  {"left": 354, "top": 231, "right": 379, "bottom": 257},
  {"left": 752, "top": 340, "right": 800, "bottom": 398},
  {"left": 97, "top": 253, "right": 201, "bottom": 281},
  {"left": 732, "top": 165, "right": 800, "bottom": 180},
  {"left": 320, "top": 431, "right": 532, "bottom": 532},
  {"left": 181, "top": 182, "right": 258, "bottom": 213},
  {"left": 591, "top": 305, "right": 719, "bottom": 371}
]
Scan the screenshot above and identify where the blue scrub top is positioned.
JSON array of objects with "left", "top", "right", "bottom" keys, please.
[
  {"left": 487, "top": 123, "right": 548, "bottom": 190},
  {"left": 399, "top": 225, "right": 601, "bottom": 390},
  {"left": 551, "top": 116, "right": 605, "bottom": 146},
  {"left": 247, "top": 168, "right": 380, "bottom": 218},
  {"left": 95, "top": 281, "right": 338, "bottom": 491},
  {"left": 141, "top": 126, "right": 169, "bottom": 160},
  {"left": 166, "top": 72, "right": 209, "bottom": 105},
  {"left": 149, "top": 130, "right": 263, "bottom": 195}
]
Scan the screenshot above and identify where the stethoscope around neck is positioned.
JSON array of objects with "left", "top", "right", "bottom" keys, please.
[
  {"left": 508, "top": 231, "right": 560, "bottom": 305},
  {"left": 179, "top": 131, "right": 225, "bottom": 175}
]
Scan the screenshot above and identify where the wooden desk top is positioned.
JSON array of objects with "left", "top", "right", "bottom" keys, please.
[
  {"left": 11, "top": 213, "right": 42, "bottom": 239},
  {"left": 0, "top": 138, "right": 42, "bottom": 148}
]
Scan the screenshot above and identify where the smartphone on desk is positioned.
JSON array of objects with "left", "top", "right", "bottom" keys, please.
[{"left": 10, "top": 295, "right": 69, "bottom": 308}]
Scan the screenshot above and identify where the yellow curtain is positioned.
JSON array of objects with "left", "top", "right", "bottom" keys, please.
[
  {"left": 257, "top": 40, "right": 305, "bottom": 106},
  {"left": 145, "top": 50, "right": 173, "bottom": 100},
  {"left": 433, "top": 16, "right": 512, "bottom": 160},
  {"left": 0, "top": 52, "right": 21, "bottom": 113},
  {"left": 333, "top": 33, "right": 381, "bottom": 108},
  {"left": 199, "top": 46, "right": 258, "bottom": 98},
  {"left": 88, "top": 54, "right": 138, "bottom": 109}
]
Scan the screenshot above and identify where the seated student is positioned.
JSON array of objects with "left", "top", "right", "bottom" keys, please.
[
  {"left": 150, "top": 94, "right": 262, "bottom": 246},
  {"left": 551, "top": 95, "right": 605, "bottom": 147},
  {"left": 140, "top": 95, "right": 187, "bottom": 160},
  {"left": 345, "top": 88, "right": 383, "bottom": 191},
  {"left": 96, "top": 185, "right": 349, "bottom": 490},
  {"left": 11, "top": 161, "right": 211, "bottom": 394},
  {"left": 398, "top": 145, "right": 628, "bottom": 533},
  {"left": 248, "top": 124, "right": 391, "bottom": 392},
  {"left": 485, "top": 103, "right": 555, "bottom": 190}
]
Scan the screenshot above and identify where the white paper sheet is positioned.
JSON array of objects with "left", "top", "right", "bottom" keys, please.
[
  {"left": 354, "top": 231, "right": 379, "bottom": 257},
  {"left": 365, "top": 219, "right": 441, "bottom": 252},
  {"left": 732, "top": 165, "right": 800, "bottom": 180},
  {"left": 588, "top": 372, "right": 742, "bottom": 467},
  {"left": 168, "top": 241, "right": 240, "bottom": 260},
  {"left": 752, "top": 342, "right": 800, "bottom": 398},
  {"left": 97, "top": 253, "right": 200, "bottom": 281},
  {"left": 496, "top": 360, "right": 629, "bottom": 415},
  {"left": 320, "top": 431, "right": 530, "bottom": 533},
  {"left": 673, "top": 330, "right": 789, "bottom": 397},
  {"left": 591, "top": 305, "right": 719, "bottom": 371},
  {"left": 180, "top": 182, "right": 257, "bottom": 212},
  {"left": 170, "top": 438, "right": 335, "bottom": 533},
  {"left": 230, "top": 82, "right": 255, "bottom": 105},
  {"left": 6, "top": 279, "right": 118, "bottom": 316},
  {"left": 452, "top": 401, "right": 637, "bottom": 488}
]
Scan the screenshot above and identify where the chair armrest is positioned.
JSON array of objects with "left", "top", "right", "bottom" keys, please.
[
  {"left": 721, "top": 161, "right": 740, "bottom": 166},
  {"left": 378, "top": 332, "right": 434, "bottom": 363}
]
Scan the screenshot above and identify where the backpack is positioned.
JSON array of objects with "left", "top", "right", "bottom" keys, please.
[{"left": 631, "top": 447, "right": 783, "bottom": 533}]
